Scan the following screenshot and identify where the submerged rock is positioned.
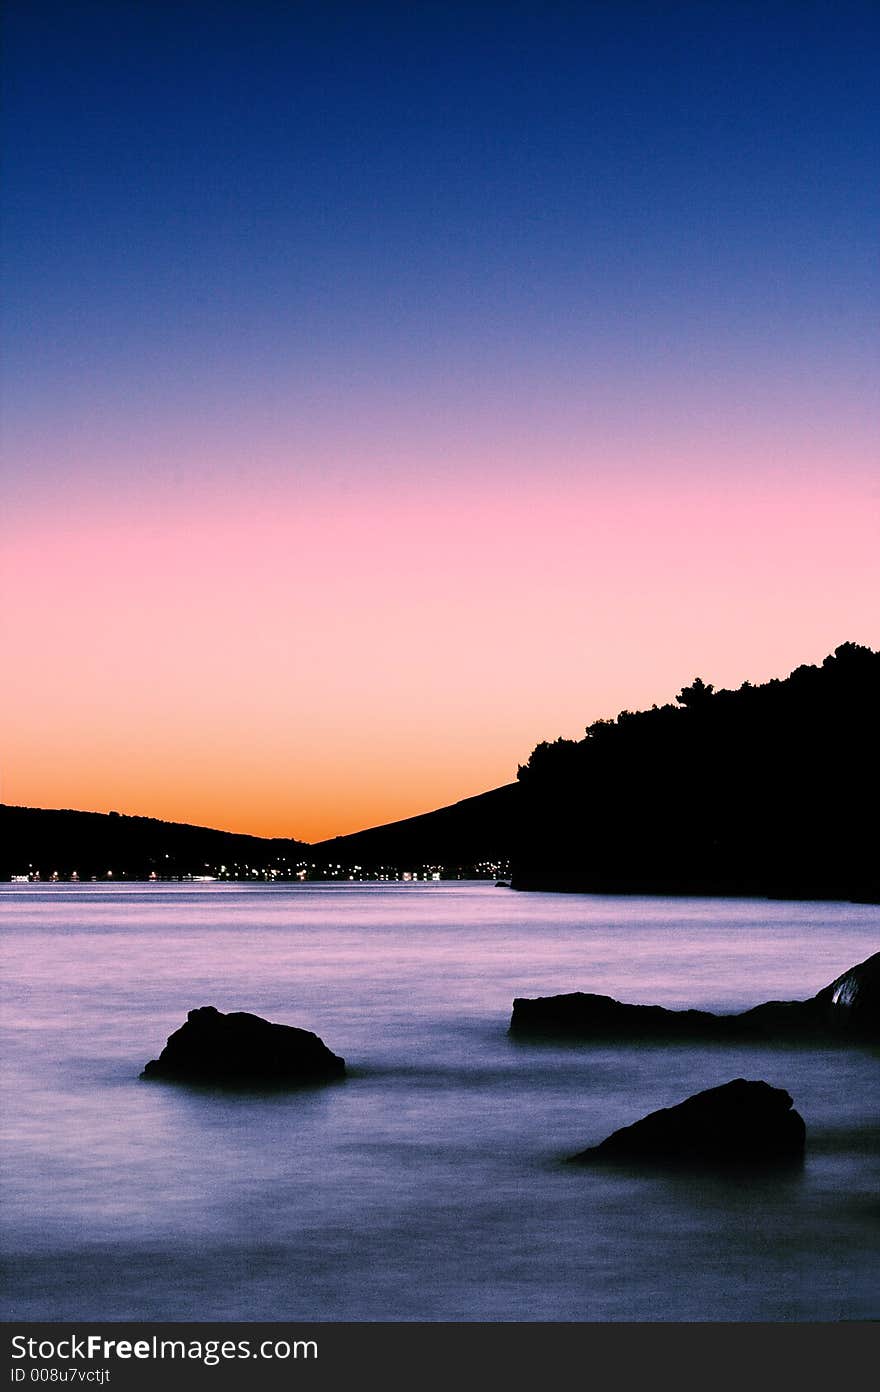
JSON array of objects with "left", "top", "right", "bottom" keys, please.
[
  {"left": 569, "top": 1079, "right": 806, "bottom": 1167},
  {"left": 510, "top": 951, "right": 879, "bottom": 1041},
  {"left": 140, "top": 1006, "right": 345, "bottom": 1085}
]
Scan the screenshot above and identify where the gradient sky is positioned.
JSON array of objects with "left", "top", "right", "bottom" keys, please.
[{"left": 2, "top": 1, "right": 878, "bottom": 840}]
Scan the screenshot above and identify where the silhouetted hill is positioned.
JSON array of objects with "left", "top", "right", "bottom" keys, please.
[
  {"left": 5, "top": 642, "right": 877, "bottom": 898},
  {"left": 0, "top": 787, "right": 518, "bottom": 881},
  {"left": 0, "top": 805, "right": 307, "bottom": 881},
  {"left": 312, "top": 784, "right": 519, "bottom": 874},
  {"left": 513, "top": 642, "right": 879, "bottom": 901}
]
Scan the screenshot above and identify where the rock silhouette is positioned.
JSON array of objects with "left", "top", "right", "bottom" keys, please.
[
  {"left": 808, "top": 951, "right": 879, "bottom": 1036},
  {"left": 569, "top": 1079, "right": 806, "bottom": 1166},
  {"left": 140, "top": 1006, "right": 345, "bottom": 1084},
  {"left": 510, "top": 951, "right": 879, "bottom": 1041}
]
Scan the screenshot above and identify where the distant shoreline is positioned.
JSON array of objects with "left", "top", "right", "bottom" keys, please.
[{"left": 3, "top": 875, "right": 877, "bottom": 906}]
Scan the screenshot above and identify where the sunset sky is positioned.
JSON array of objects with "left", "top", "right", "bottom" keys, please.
[{"left": 2, "top": 1, "right": 878, "bottom": 841}]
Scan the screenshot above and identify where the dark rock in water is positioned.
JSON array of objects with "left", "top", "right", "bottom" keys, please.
[
  {"left": 510, "top": 951, "right": 879, "bottom": 1041},
  {"left": 810, "top": 952, "right": 880, "bottom": 1036},
  {"left": 570, "top": 1079, "right": 806, "bottom": 1167},
  {"left": 510, "top": 992, "right": 735, "bottom": 1040},
  {"left": 140, "top": 1006, "right": 345, "bottom": 1085}
]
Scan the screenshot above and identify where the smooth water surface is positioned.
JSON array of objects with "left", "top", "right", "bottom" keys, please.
[{"left": 1, "top": 883, "right": 877, "bottom": 1321}]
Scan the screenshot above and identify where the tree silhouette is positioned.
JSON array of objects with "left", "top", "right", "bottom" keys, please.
[{"left": 675, "top": 676, "right": 714, "bottom": 707}]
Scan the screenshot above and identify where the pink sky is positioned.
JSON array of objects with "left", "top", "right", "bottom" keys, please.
[{"left": 3, "top": 453, "right": 877, "bottom": 841}]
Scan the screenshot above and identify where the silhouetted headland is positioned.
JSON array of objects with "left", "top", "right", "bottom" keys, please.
[
  {"left": 310, "top": 783, "right": 518, "bottom": 878},
  {"left": 569, "top": 1079, "right": 806, "bottom": 1167},
  {"left": 511, "top": 951, "right": 879, "bottom": 1042},
  {"left": 0, "top": 805, "right": 309, "bottom": 883},
  {"left": 140, "top": 1006, "right": 345, "bottom": 1086},
  {"left": 513, "top": 641, "right": 879, "bottom": 902}
]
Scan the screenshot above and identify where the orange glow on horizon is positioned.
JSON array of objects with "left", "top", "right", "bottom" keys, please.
[{"left": 2, "top": 469, "right": 877, "bottom": 842}]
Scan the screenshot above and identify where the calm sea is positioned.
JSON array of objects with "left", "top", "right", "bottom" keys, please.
[{"left": 1, "top": 882, "right": 877, "bottom": 1322}]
